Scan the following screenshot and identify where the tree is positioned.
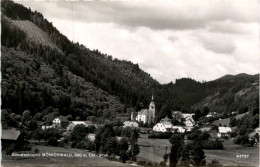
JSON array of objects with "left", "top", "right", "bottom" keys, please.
[
  {"left": 194, "top": 110, "right": 201, "bottom": 121},
  {"left": 118, "top": 137, "right": 129, "bottom": 163},
  {"left": 211, "top": 125, "right": 218, "bottom": 131},
  {"left": 71, "top": 125, "right": 88, "bottom": 142},
  {"left": 169, "top": 134, "right": 184, "bottom": 167},
  {"left": 33, "top": 128, "right": 45, "bottom": 143},
  {"left": 130, "top": 143, "right": 140, "bottom": 160},
  {"left": 104, "top": 137, "right": 119, "bottom": 155},
  {"left": 190, "top": 142, "right": 206, "bottom": 166},
  {"left": 229, "top": 116, "right": 237, "bottom": 127},
  {"left": 202, "top": 106, "right": 209, "bottom": 117},
  {"left": 22, "top": 110, "right": 31, "bottom": 123},
  {"left": 157, "top": 105, "right": 172, "bottom": 121}
]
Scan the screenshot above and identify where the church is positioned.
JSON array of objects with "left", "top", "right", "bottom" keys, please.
[{"left": 132, "top": 95, "right": 156, "bottom": 124}]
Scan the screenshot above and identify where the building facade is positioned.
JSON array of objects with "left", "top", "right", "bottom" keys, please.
[{"left": 136, "top": 95, "right": 155, "bottom": 124}]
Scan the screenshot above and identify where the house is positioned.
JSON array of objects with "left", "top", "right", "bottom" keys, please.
[
  {"left": 172, "top": 111, "right": 183, "bottom": 122},
  {"left": 172, "top": 126, "right": 186, "bottom": 133},
  {"left": 136, "top": 95, "right": 155, "bottom": 124},
  {"left": 123, "top": 121, "right": 139, "bottom": 128},
  {"left": 172, "top": 111, "right": 195, "bottom": 126},
  {"left": 2, "top": 129, "right": 23, "bottom": 151},
  {"left": 41, "top": 125, "right": 53, "bottom": 130},
  {"left": 205, "top": 114, "right": 213, "bottom": 118},
  {"left": 87, "top": 133, "right": 96, "bottom": 142},
  {"left": 53, "top": 116, "right": 69, "bottom": 128},
  {"left": 66, "top": 121, "right": 88, "bottom": 132},
  {"left": 153, "top": 121, "right": 173, "bottom": 132},
  {"left": 217, "top": 127, "right": 232, "bottom": 138},
  {"left": 248, "top": 127, "right": 260, "bottom": 143},
  {"left": 184, "top": 117, "right": 195, "bottom": 127},
  {"left": 182, "top": 113, "right": 195, "bottom": 119}
]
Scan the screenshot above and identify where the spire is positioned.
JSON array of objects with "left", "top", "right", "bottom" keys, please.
[{"left": 151, "top": 94, "right": 154, "bottom": 101}]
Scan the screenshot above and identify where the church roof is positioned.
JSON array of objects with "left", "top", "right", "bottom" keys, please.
[{"left": 139, "top": 109, "right": 149, "bottom": 116}]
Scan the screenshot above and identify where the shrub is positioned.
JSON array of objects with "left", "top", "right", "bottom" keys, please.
[
  {"left": 148, "top": 132, "right": 172, "bottom": 139},
  {"left": 203, "top": 140, "right": 223, "bottom": 150},
  {"left": 48, "top": 137, "right": 58, "bottom": 146},
  {"left": 207, "top": 159, "right": 222, "bottom": 166},
  {"left": 230, "top": 132, "right": 237, "bottom": 138}
]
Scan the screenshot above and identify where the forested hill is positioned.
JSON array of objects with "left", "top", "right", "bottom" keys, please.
[
  {"left": 1, "top": 0, "right": 258, "bottom": 122},
  {"left": 1, "top": 0, "right": 186, "bottom": 122},
  {"left": 166, "top": 74, "right": 259, "bottom": 114}
]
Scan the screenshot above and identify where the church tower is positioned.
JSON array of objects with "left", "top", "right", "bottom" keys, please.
[{"left": 149, "top": 94, "right": 155, "bottom": 123}]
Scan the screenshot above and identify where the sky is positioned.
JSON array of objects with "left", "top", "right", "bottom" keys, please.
[{"left": 17, "top": 0, "right": 260, "bottom": 84}]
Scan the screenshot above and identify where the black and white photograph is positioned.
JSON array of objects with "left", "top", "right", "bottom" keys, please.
[{"left": 1, "top": 0, "right": 259, "bottom": 166}]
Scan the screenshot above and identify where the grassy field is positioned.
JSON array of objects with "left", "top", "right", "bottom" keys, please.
[
  {"left": 212, "top": 112, "right": 249, "bottom": 126},
  {"left": 2, "top": 144, "right": 132, "bottom": 167},
  {"left": 205, "top": 139, "right": 259, "bottom": 167},
  {"left": 137, "top": 134, "right": 259, "bottom": 166},
  {"left": 137, "top": 134, "right": 171, "bottom": 163}
]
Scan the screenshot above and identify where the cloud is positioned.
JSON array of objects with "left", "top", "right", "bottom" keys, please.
[
  {"left": 197, "top": 32, "right": 236, "bottom": 54},
  {"left": 17, "top": 0, "right": 260, "bottom": 84},
  {"left": 20, "top": 0, "right": 259, "bottom": 31}
]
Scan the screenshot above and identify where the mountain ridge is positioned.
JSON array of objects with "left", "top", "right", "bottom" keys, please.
[{"left": 1, "top": 0, "right": 259, "bottom": 122}]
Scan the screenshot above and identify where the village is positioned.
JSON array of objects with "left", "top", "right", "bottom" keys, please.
[{"left": 2, "top": 95, "right": 259, "bottom": 167}]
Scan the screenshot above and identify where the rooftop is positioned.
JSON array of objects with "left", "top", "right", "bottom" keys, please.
[{"left": 2, "top": 129, "right": 21, "bottom": 140}]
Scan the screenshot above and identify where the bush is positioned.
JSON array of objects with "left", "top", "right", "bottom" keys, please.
[
  {"left": 203, "top": 140, "right": 223, "bottom": 150},
  {"left": 230, "top": 132, "right": 237, "bottom": 138},
  {"left": 48, "top": 137, "right": 59, "bottom": 146},
  {"left": 148, "top": 132, "right": 172, "bottom": 139},
  {"left": 234, "top": 135, "right": 254, "bottom": 146},
  {"left": 207, "top": 159, "right": 222, "bottom": 166},
  {"left": 5, "top": 144, "right": 15, "bottom": 155}
]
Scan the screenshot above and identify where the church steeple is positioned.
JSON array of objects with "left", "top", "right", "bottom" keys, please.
[{"left": 149, "top": 94, "right": 155, "bottom": 123}]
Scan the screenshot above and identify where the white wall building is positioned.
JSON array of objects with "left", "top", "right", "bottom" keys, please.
[
  {"left": 66, "top": 121, "right": 87, "bottom": 131},
  {"left": 136, "top": 95, "right": 156, "bottom": 124},
  {"left": 153, "top": 121, "right": 173, "bottom": 132},
  {"left": 172, "top": 126, "right": 186, "bottom": 133},
  {"left": 217, "top": 127, "right": 232, "bottom": 138},
  {"left": 123, "top": 121, "right": 139, "bottom": 128}
]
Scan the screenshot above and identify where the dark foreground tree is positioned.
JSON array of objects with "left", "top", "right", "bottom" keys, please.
[
  {"left": 169, "top": 134, "right": 183, "bottom": 167},
  {"left": 190, "top": 142, "right": 206, "bottom": 166}
]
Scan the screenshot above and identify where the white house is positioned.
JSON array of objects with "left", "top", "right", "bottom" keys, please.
[
  {"left": 153, "top": 121, "right": 173, "bottom": 132},
  {"left": 136, "top": 95, "right": 155, "bottom": 124},
  {"left": 184, "top": 117, "right": 195, "bottom": 127},
  {"left": 182, "top": 113, "right": 195, "bottom": 119},
  {"left": 53, "top": 116, "right": 69, "bottom": 128},
  {"left": 87, "top": 133, "right": 96, "bottom": 142},
  {"left": 172, "top": 126, "right": 186, "bottom": 133},
  {"left": 66, "top": 121, "right": 87, "bottom": 131},
  {"left": 123, "top": 121, "right": 139, "bottom": 128},
  {"left": 217, "top": 127, "right": 232, "bottom": 138},
  {"left": 41, "top": 125, "right": 53, "bottom": 130},
  {"left": 205, "top": 114, "right": 213, "bottom": 118}
]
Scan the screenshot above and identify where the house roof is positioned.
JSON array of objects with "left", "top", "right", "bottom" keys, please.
[
  {"left": 183, "top": 113, "right": 194, "bottom": 119},
  {"left": 71, "top": 121, "right": 87, "bottom": 126},
  {"left": 154, "top": 122, "right": 173, "bottom": 129},
  {"left": 123, "top": 121, "right": 138, "bottom": 127},
  {"left": 162, "top": 121, "right": 173, "bottom": 128},
  {"left": 2, "top": 129, "right": 21, "bottom": 140},
  {"left": 218, "top": 127, "right": 232, "bottom": 133},
  {"left": 248, "top": 132, "right": 257, "bottom": 138}
]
